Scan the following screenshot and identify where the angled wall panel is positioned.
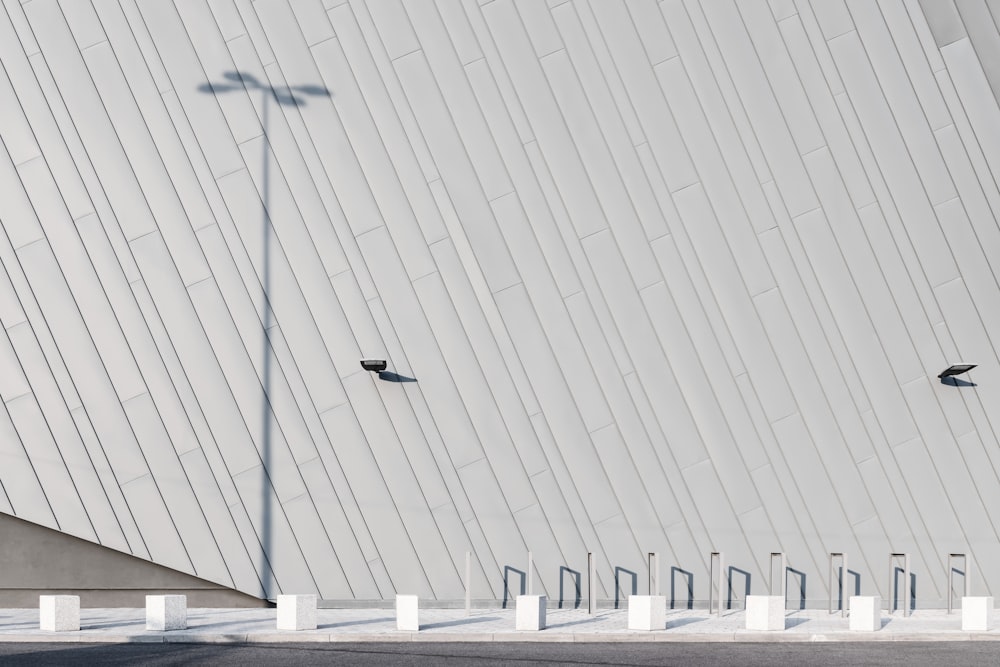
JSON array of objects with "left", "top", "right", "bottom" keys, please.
[{"left": 3, "top": 0, "right": 1000, "bottom": 607}]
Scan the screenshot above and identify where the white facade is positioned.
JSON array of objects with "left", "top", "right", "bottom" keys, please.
[{"left": 0, "top": 0, "right": 998, "bottom": 607}]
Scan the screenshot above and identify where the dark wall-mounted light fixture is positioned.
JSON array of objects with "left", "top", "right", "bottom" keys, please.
[
  {"left": 360, "top": 359, "right": 387, "bottom": 372},
  {"left": 938, "top": 364, "right": 977, "bottom": 378}
]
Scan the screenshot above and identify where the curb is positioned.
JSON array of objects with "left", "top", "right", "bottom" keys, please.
[{"left": 1, "top": 631, "right": 999, "bottom": 644}]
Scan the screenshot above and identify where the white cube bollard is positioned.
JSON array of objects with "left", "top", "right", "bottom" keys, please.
[
  {"left": 146, "top": 595, "right": 187, "bottom": 631},
  {"left": 276, "top": 594, "right": 317, "bottom": 631},
  {"left": 39, "top": 595, "right": 80, "bottom": 632},
  {"left": 962, "top": 596, "right": 994, "bottom": 631},
  {"left": 627, "top": 595, "right": 667, "bottom": 631},
  {"left": 849, "top": 596, "right": 881, "bottom": 631},
  {"left": 745, "top": 595, "right": 785, "bottom": 631},
  {"left": 515, "top": 595, "right": 547, "bottom": 631},
  {"left": 396, "top": 595, "right": 419, "bottom": 631}
]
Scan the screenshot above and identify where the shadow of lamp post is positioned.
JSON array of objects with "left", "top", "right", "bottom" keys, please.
[{"left": 197, "top": 71, "right": 328, "bottom": 599}]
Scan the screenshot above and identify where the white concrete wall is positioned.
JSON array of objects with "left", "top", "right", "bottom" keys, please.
[{"left": 0, "top": 0, "right": 997, "bottom": 607}]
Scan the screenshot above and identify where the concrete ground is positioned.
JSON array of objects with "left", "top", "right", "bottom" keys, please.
[
  {"left": 0, "top": 607, "right": 996, "bottom": 644},
  {"left": 1, "top": 641, "right": 998, "bottom": 666}
]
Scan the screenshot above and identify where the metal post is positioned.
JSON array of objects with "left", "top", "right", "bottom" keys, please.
[
  {"left": 948, "top": 553, "right": 967, "bottom": 614},
  {"left": 648, "top": 552, "right": 659, "bottom": 596},
  {"left": 889, "top": 553, "right": 910, "bottom": 616},
  {"left": 709, "top": 552, "right": 724, "bottom": 615},
  {"left": 904, "top": 553, "right": 911, "bottom": 617},
  {"left": 527, "top": 551, "right": 533, "bottom": 596},
  {"left": 588, "top": 552, "right": 596, "bottom": 614},
  {"left": 828, "top": 552, "right": 847, "bottom": 616},
  {"left": 465, "top": 551, "right": 471, "bottom": 617}
]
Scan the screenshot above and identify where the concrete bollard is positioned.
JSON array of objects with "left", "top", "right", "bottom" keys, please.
[
  {"left": 276, "top": 594, "right": 317, "bottom": 631},
  {"left": 515, "top": 595, "right": 546, "bottom": 631},
  {"left": 146, "top": 595, "right": 187, "bottom": 631},
  {"left": 848, "top": 596, "right": 881, "bottom": 631},
  {"left": 39, "top": 595, "right": 80, "bottom": 632},
  {"left": 745, "top": 595, "right": 785, "bottom": 631},
  {"left": 396, "top": 595, "right": 419, "bottom": 631},
  {"left": 627, "top": 595, "right": 667, "bottom": 631},
  {"left": 962, "top": 597, "right": 994, "bottom": 632}
]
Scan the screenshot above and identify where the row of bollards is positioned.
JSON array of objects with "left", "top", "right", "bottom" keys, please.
[
  {"left": 744, "top": 594, "right": 994, "bottom": 632},
  {"left": 32, "top": 592, "right": 997, "bottom": 633},
  {"left": 40, "top": 595, "right": 187, "bottom": 632}
]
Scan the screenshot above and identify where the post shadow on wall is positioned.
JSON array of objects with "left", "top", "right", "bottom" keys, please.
[
  {"left": 847, "top": 569, "right": 862, "bottom": 596},
  {"left": 787, "top": 567, "right": 807, "bottom": 610},
  {"left": 892, "top": 568, "right": 917, "bottom": 612},
  {"left": 559, "top": 566, "right": 581, "bottom": 609},
  {"left": 831, "top": 567, "right": 863, "bottom": 612},
  {"left": 198, "top": 72, "right": 330, "bottom": 598},
  {"left": 502, "top": 566, "right": 525, "bottom": 609},
  {"left": 614, "top": 567, "right": 637, "bottom": 609},
  {"left": 951, "top": 563, "right": 966, "bottom": 595},
  {"left": 728, "top": 567, "right": 751, "bottom": 610},
  {"left": 670, "top": 566, "right": 694, "bottom": 609}
]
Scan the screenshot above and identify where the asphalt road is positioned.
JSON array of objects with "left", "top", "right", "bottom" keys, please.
[{"left": 0, "top": 642, "right": 995, "bottom": 666}]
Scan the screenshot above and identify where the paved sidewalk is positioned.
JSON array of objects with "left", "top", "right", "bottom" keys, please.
[{"left": 0, "top": 607, "right": 997, "bottom": 643}]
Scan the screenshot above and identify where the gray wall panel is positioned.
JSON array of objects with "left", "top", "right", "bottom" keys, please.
[
  {"left": 215, "top": 169, "right": 347, "bottom": 413},
  {"left": 429, "top": 239, "right": 548, "bottom": 477},
  {"left": 70, "top": 405, "right": 148, "bottom": 559},
  {"left": 318, "top": 402, "right": 431, "bottom": 598},
  {"left": 179, "top": 447, "right": 265, "bottom": 598},
  {"left": 188, "top": 278, "right": 306, "bottom": 504},
  {"left": 17, "top": 241, "right": 150, "bottom": 485},
  {"left": 0, "top": 405, "right": 56, "bottom": 529},
  {"left": 24, "top": 0, "right": 156, "bottom": 242},
  {"left": 82, "top": 44, "right": 213, "bottom": 287},
  {"left": 340, "top": 370, "right": 459, "bottom": 598},
  {"left": 0, "top": 325, "right": 29, "bottom": 402},
  {"left": 297, "top": 456, "right": 380, "bottom": 599},
  {"left": 395, "top": 51, "right": 517, "bottom": 289},
  {"left": 6, "top": 321, "right": 126, "bottom": 552},
  {"left": 3, "top": 158, "right": 46, "bottom": 251},
  {"left": 589, "top": 2, "right": 696, "bottom": 192},
  {"left": 119, "top": 473, "right": 192, "bottom": 574},
  {"left": 0, "top": 58, "right": 39, "bottom": 166},
  {"left": 572, "top": 2, "right": 646, "bottom": 148},
  {"left": 230, "top": 465, "right": 316, "bottom": 597},
  {"left": 494, "top": 284, "right": 620, "bottom": 526},
  {"left": 225, "top": 37, "right": 351, "bottom": 279},
  {"left": 129, "top": 235, "right": 257, "bottom": 477},
  {"left": 280, "top": 493, "right": 351, "bottom": 599},
  {"left": 336, "top": 2, "right": 440, "bottom": 184},
  {"left": 851, "top": 2, "right": 956, "bottom": 204},
  {"left": 135, "top": 0, "right": 244, "bottom": 178},
  {"left": 122, "top": 392, "right": 230, "bottom": 586}
]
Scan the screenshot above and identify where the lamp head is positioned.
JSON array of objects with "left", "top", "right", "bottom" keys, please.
[
  {"left": 360, "top": 359, "right": 387, "bottom": 372},
  {"left": 938, "top": 364, "right": 977, "bottom": 378}
]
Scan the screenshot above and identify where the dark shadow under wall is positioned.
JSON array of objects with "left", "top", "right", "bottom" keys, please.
[{"left": 0, "top": 512, "right": 267, "bottom": 607}]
